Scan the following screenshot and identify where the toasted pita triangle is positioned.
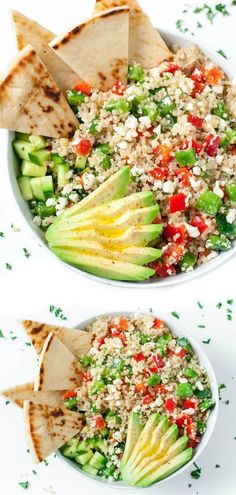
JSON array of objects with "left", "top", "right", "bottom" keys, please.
[
  {"left": 11, "top": 10, "right": 80, "bottom": 94},
  {"left": 0, "top": 44, "right": 78, "bottom": 137},
  {"left": 1, "top": 383, "right": 64, "bottom": 408},
  {"left": 93, "top": 0, "right": 172, "bottom": 67},
  {"left": 50, "top": 7, "right": 129, "bottom": 91},
  {"left": 24, "top": 400, "right": 83, "bottom": 462},
  {"left": 34, "top": 332, "right": 83, "bottom": 391},
  {"left": 22, "top": 320, "right": 93, "bottom": 357}
]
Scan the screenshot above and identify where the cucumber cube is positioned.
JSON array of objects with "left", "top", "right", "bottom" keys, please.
[
  {"left": 57, "top": 163, "right": 69, "bottom": 188},
  {"left": 29, "top": 135, "right": 46, "bottom": 150},
  {"left": 75, "top": 155, "right": 87, "bottom": 169},
  {"left": 22, "top": 160, "right": 46, "bottom": 177},
  {"left": 30, "top": 178, "right": 46, "bottom": 201},
  {"left": 76, "top": 440, "right": 88, "bottom": 453},
  {"left": 41, "top": 176, "right": 54, "bottom": 195},
  {"left": 13, "top": 140, "right": 35, "bottom": 160},
  {"left": 61, "top": 438, "right": 79, "bottom": 458},
  {"left": 28, "top": 149, "right": 51, "bottom": 165},
  {"left": 81, "top": 464, "right": 98, "bottom": 476},
  {"left": 75, "top": 450, "right": 93, "bottom": 465},
  {"left": 15, "top": 132, "right": 30, "bottom": 142},
  {"left": 17, "top": 176, "right": 33, "bottom": 201},
  {"left": 88, "top": 451, "right": 106, "bottom": 469}
]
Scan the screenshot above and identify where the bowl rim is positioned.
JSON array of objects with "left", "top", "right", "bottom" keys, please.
[
  {"left": 5, "top": 28, "right": 236, "bottom": 289},
  {"left": 56, "top": 310, "right": 219, "bottom": 489}
]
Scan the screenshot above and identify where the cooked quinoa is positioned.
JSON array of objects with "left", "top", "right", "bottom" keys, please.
[
  {"left": 19, "top": 45, "right": 236, "bottom": 278},
  {"left": 62, "top": 314, "right": 214, "bottom": 481}
]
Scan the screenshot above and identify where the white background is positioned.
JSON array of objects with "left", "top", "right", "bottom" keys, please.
[{"left": 0, "top": 0, "right": 236, "bottom": 494}]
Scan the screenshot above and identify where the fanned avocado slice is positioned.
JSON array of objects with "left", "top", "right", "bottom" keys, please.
[
  {"left": 135, "top": 447, "right": 193, "bottom": 487},
  {"left": 121, "top": 413, "right": 143, "bottom": 468},
  {"left": 49, "top": 249, "right": 156, "bottom": 281},
  {"left": 123, "top": 413, "right": 161, "bottom": 471}
]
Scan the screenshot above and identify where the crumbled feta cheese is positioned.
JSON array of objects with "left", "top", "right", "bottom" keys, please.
[
  {"left": 139, "top": 116, "right": 151, "bottom": 127},
  {"left": 213, "top": 180, "right": 224, "bottom": 198},
  {"left": 82, "top": 173, "right": 96, "bottom": 190},
  {"left": 196, "top": 380, "right": 204, "bottom": 391},
  {"left": 62, "top": 184, "right": 73, "bottom": 195},
  {"left": 69, "top": 192, "right": 79, "bottom": 203},
  {"left": 185, "top": 223, "right": 200, "bottom": 238},
  {"left": 125, "top": 115, "right": 138, "bottom": 129},
  {"left": 33, "top": 216, "right": 41, "bottom": 227},
  {"left": 226, "top": 208, "right": 236, "bottom": 224},
  {"left": 46, "top": 197, "right": 56, "bottom": 207},
  {"left": 163, "top": 180, "right": 175, "bottom": 193},
  {"left": 117, "top": 141, "right": 128, "bottom": 149},
  {"left": 56, "top": 197, "right": 68, "bottom": 210},
  {"left": 192, "top": 166, "right": 201, "bottom": 176}
]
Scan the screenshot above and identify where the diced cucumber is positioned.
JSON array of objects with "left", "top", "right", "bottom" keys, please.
[
  {"left": 75, "top": 155, "right": 87, "bottom": 169},
  {"left": 100, "top": 428, "right": 109, "bottom": 438},
  {"left": 88, "top": 451, "right": 106, "bottom": 469},
  {"left": 101, "top": 464, "right": 116, "bottom": 477},
  {"left": 15, "top": 132, "right": 29, "bottom": 142},
  {"left": 17, "top": 176, "right": 33, "bottom": 201},
  {"left": 52, "top": 153, "right": 66, "bottom": 165},
  {"left": 13, "top": 140, "right": 35, "bottom": 160},
  {"left": 30, "top": 178, "right": 46, "bottom": 201},
  {"left": 36, "top": 202, "right": 55, "bottom": 218},
  {"left": 28, "top": 149, "right": 51, "bottom": 165},
  {"left": 29, "top": 135, "right": 46, "bottom": 150},
  {"left": 41, "top": 176, "right": 54, "bottom": 195},
  {"left": 61, "top": 438, "right": 79, "bottom": 458},
  {"left": 57, "top": 163, "right": 69, "bottom": 188},
  {"left": 75, "top": 450, "right": 93, "bottom": 465},
  {"left": 22, "top": 160, "right": 46, "bottom": 177},
  {"left": 96, "top": 438, "right": 108, "bottom": 454},
  {"left": 76, "top": 440, "right": 88, "bottom": 453},
  {"left": 81, "top": 464, "right": 98, "bottom": 476}
]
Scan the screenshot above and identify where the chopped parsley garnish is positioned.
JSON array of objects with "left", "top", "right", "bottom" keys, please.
[
  {"left": 197, "top": 21, "right": 203, "bottom": 27},
  {"left": 194, "top": 4, "right": 216, "bottom": 23},
  {"left": 171, "top": 311, "right": 180, "bottom": 319},
  {"left": 191, "top": 462, "right": 202, "bottom": 479},
  {"left": 176, "top": 19, "right": 188, "bottom": 33},
  {"left": 217, "top": 49, "right": 227, "bottom": 58},
  {"left": 23, "top": 248, "right": 31, "bottom": 258},
  {"left": 216, "top": 302, "right": 222, "bottom": 309},
  {"left": 215, "top": 464, "right": 221, "bottom": 468},
  {"left": 227, "top": 314, "right": 232, "bottom": 321},
  {"left": 218, "top": 383, "right": 226, "bottom": 400},
  {"left": 215, "top": 3, "right": 229, "bottom": 15},
  {"left": 5, "top": 400, "right": 10, "bottom": 405},
  {"left": 0, "top": 330, "right": 5, "bottom": 338},
  {"left": 202, "top": 338, "right": 211, "bottom": 344},
  {"left": 18, "top": 481, "right": 29, "bottom": 489},
  {"left": 49, "top": 305, "right": 67, "bottom": 320},
  {"left": 32, "top": 469, "right": 37, "bottom": 475},
  {"left": 227, "top": 299, "right": 234, "bottom": 305},
  {"left": 5, "top": 262, "right": 12, "bottom": 270},
  {"left": 225, "top": 399, "right": 230, "bottom": 405},
  {"left": 43, "top": 459, "right": 49, "bottom": 466},
  {"left": 25, "top": 342, "right": 31, "bottom": 346},
  {"left": 197, "top": 301, "right": 204, "bottom": 309},
  {"left": 198, "top": 324, "right": 205, "bottom": 328},
  {"left": 0, "top": 232, "right": 4, "bottom": 237}
]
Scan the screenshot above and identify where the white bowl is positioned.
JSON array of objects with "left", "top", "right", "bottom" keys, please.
[
  {"left": 56, "top": 311, "right": 219, "bottom": 489},
  {"left": 6, "top": 30, "right": 236, "bottom": 288}
]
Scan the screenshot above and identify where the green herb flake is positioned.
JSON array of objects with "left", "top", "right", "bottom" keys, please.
[
  {"left": 191, "top": 462, "right": 202, "bottom": 479},
  {"left": 5, "top": 263, "right": 12, "bottom": 270},
  {"left": 197, "top": 301, "right": 204, "bottom": 309},
  {"left": 197, "top": 21, "right": 203, "bottom": 27},
  {"left": 227, "top": 299, "right": 234, "bottom": 305},
  {"left": 218, "top": 383, "right": 226, "bottom": 400},
  {"left": 217, "top": 49, "right": 227, "bottom": 59},
  {"left": 215, "top": 3, "right": 229, "bottom": 16},
  {"left": 176, "top": 19, "right": 188, "bottom": 33},
  {"left": 225, "top": 399, "right": 230, "bottom": 405},
  {"left": 5, "top": 400, "right": 10, "bottom": 405},
  {"left": 233, "top": 0, "right": 236, "bottom": 5},
  {"left": 23, "top": 248, "right": 31, "bottom": 258},
  {"left": 25, "top": 342, "right": 31, "bottom": 347},
  {"left": 216, "top": 302, "right": 222, "bottom": 309},
  {"left": 198, "top": 324, "right": 206, "bottom": 328},
  {"left": 0, "top": 232, "right": 4, "bottom": 237},
  {"left": 18, "top": 481, "right": 29, "bottom": 490},
  {"left": 32, "top": 469, "right": 37, "bottom": 475},
  {"left": 215, "top": 464, "right": 221, "bottom": 468},
  {"left": 202, "top": 338, "right": 211, "bottom": 344},
  {"left": 0, "top": 330, "right": 5, "bottom": 338},
  {"left": 227, "top": 314, "right": 232, "bottom": 321},
  {"left": 11, "top": 336, "right": 17, "bottom": 340},
  {"left": 171, "top": 311, "right": 180, "bottom": 319},
  {"left": 43, "top": 459, "right": 49, "bottom": 466},
  {"left": 49, "top": 305, "right": 67, "bottom": 320},
  {"left": 49, "top": 305, "right": 55, "bottom": 313}
]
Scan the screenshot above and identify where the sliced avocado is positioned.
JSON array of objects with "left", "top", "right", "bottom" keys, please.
[
  {"left": 121, "top": 412, "right": 143, "bottom": 469},
  {"left": 48, "top": 249, "right": 155, "bottom": 281},
  {"left": 47, "top": 242, "right": 161, "bottom": 266},
  {"left": 47, "top": 224, "right": 163, "bottom": 248},
  {"left": 60, "top": 166, "right": 131, "bottom": 218},
  {"left": 124, "top": 414, "right": 161, "bottom": 471},
  {"left": 135, "top": 447, "right": 193, "bottom": 487}
]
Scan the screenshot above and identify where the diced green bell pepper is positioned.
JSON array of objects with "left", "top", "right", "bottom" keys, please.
[
  {"left": 67, "top": 89, "right": 85, "bottom": 106},
  {"left": 196, "top": 190, "right": 222, "bottom": 216},
  {"left": 147, "top": 373, "right": 161, "bottom": 387},
  {"left": 157, "top": 96, "right": 176, "bottom": 117},
  {"left": 91, "top": 379, "right": 105, "bottom": 395},
  {"left": 199, "top": 399, "right": 215, "bottom": 411},
  {"left": 104, "top": 410, "right": 122, "bottom": 423},
  {"left": 80, "top": 355, "right": 93, "bottom": 367},
  {"left": 175, "top": 148, "right": 197, "bottom": 167},
  {"left": 95, "top": 143, "right": 110, "bottom": 155},
  {"left": 105, "top": 98, "right": 130, "bottom": 113},
  {"left": 212, "top": 100, "right": 228, "bottom": 120},
  {"left": 194, "top": 388, "right": 211, "bottom": 399},
  {"left": 64, "top": 397, "right": 77, "bottom": 410},
  {"left": 75, "top": 155, "right": 87, "bottom": 169},
  {"left": 138, "top": 100, "right": 159, "bottom": 123},
  {"left": 89, "top": 117, "right": 99, "bottom": 134},
  {"left": 102, "top": 156, "right": 111, "bottom": 170},
  {"left": 197, "top": 420, "right": 206, "bottom": 434},
  {"left": 128, "top": 65, "right": 145, "bottom": 82},
  {"left": 177, "top": 383, "right": 193, "bottom": 399},
  {"left": 220, "top": 129, "right": 236, "bottom": 149},
  {"left": 184, "top": 368, "right": 198, "bottom": 379},
  {"left": 156, "top": 334, "right": 172, "bottom": 356},
  {"left": 206, "top": 234, "right": 231, "bottom": 251},
  {"left": 216, "top": 214, "right": 236, "bottom": 238},
  {"left": 178, "top": 252, "right": 197, "bottom": 271},
  {"left": 139, "top": 333, "right": 151, "bottom": 344},
  {"left": 178, "top": 337, "right": 192, "bottom": 352},
  {"left": 226, "top": 183, "right": 236, "bottom": 202}
]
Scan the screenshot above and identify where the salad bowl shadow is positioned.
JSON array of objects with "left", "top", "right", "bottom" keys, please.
[
  {"left": 6, "top": 29, "right": 236, "bottom": 288},
  {"left": 56, "top": 311, "right": 219, "bottom": 489}
]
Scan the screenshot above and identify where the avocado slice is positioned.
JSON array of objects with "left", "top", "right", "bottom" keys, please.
[
  {"left": 49, "top": 242, "right": 161, "bottom": 266},
  {"left": 47, "top": 224, "right": 163, "bottom": 248},
  {"left": 121, "top": 413, "right": 143, "bottom": 469},
  {"left": 48, "top": 249, "right": 156, "bottom": 281},
  {"left": 123, "top": 414, "right": 161, "bottom": 471},
  {"left": 135, "top": 447, "right": 193, "bottom": 487},
  {"left": 60, "top": 166, "right": 130, "bottom": 219}
]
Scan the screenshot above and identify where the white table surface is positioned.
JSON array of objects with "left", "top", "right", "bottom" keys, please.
[{"left": 0, "top": 0, "right": 236, "bottom": 493}]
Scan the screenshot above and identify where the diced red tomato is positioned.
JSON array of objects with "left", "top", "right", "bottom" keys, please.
[
  {"left": 135, "top": 383, "right": 148, "bottom": 395},
  {"left": 82, "top": 372, "right": 92, "bottom": 382},
  {"left": 180, "top": 138, "right": 203, "bottom": 154},
  {"left": 142, "top": 393, "right": 154, "bottom": 404},
  {"left": 230, "top": 144, "right": 236, "bottom": 155},
  {"left": 73, "top": 138, "right": 92, "bottom": 156},
  {"left": 63, "top": 390, "right": 77, "bottom": 400},
  {"left": 73, "top": 81, "right": 92, "bottom": 95},
  {"left": 186, "top": 421, "right": 197, "bottom": 438},
  {"left": 137, "top": 126, "right": 154, "bottom": 140},
  {"left": 153, "top": 318, "right": 163, "bottom": 329},
  {"left": 163, "top": 243, "right": 185, "bottom": 265},
  {"left": 169, "top": 193, "right": 187, "bottom": 213},
  {"left": 191, "top": 80, "right": 205, "bottom": 98},
  {"left": 111, "top": 80, "right": 127, "bottom": 95},
  {"left": 152, "top": 354, "right": 165, "bottom": 368},
  {"left": 151, "top": 261, "right": 176, "bottom": 278},
  {"left": 133, "top": 352, "right": 145, "bottom": 362},
  {"left": 149, "top": 167, "right": 168, "bottom": 181},
  {"left": 187, "top": 114, "right": 204, "bottom": 129},
  {"left": 163, "top": 224, "right": 186, "bottom": 244},
  {"left": 110, "top": 326, "right": 121, "bottom": 337},
  {"left": 183, "top": 399, "right": 196, "bottom": 410},
  {"left": 153, "top": 144, "right": 173, "bottom": 165},
  {"left": 190, "top": 66, "right": 205, "bottom": 82},
  {"left": 187, "top": 437, "right": 199, "bottom": 449},
  {"left": 165, "top": 397, "right": 177, "bottom": 413},
  {"left": 97, "top": 336, "right": 105, "bottom": 349},
  {"left": 204, "top": 133, "right": 220, "bottom": 157},
  {"left": 149, "top": 365, "right": 158, "bottom": 373},
  {"left": 174, "top": 167, "right": 192, "bottom": 187},
  {"left": 118, "top": 318, "right": 129, "bottom": 331},
  {"left": 204, "top": 66, "right": 223, "bottom": 85},
  {"left": 143, "top": 368, "right": 151, "bottom": 378},
  {"left": 167, "top": 348, "right": 176, "bottom": 357},
  {"left": 190, "top": 214, "right": 208, "bottom": 234},
  {"left": 92, "top": 414, "right": 106, "bottom": 430},
  {"left": 152, "top": 384, "right": 168, "bottom": 394},
  {"left": 160, "top": 64, "right": 181, "bottom": 75},
  {"left": 175, "top": 415, "right": 192, "bottom": 428},
  {"left": 176, "top": 348, "right": 186, "bottom": 358}
]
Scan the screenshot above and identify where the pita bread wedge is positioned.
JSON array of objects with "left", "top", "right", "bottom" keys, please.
[
  {"left": 22, "top": 320, "right": 93, "bottom": 357},
  {"left": 24, "top": 400, "right": 83, "bottom": 462},
  {"left": 1, "top": 383, "right": 63, "bottom": 408},
  {"left": 93, "top": 0, "right": 172, "bottom": 67},
  {"left": 11, "top": 10, "right": 80, "bottom": 94},
  {"left": 0, "top": 44, "right": 78, "bottom": 138},
  {"left": 50, "top": 7, "right": 129, "bottom": 91},
  {"left": 34, "top": 332, "right": 83, "bottom": 391}
]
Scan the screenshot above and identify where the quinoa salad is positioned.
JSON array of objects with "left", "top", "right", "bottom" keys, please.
[
  {"left": 60, "top": 314, "right": 215, "bottom": 481},
  {"left": 15, "top": 45, "right": 236, "bottom": 278}
]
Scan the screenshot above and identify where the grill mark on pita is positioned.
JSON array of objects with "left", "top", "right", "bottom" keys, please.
[
  {"left": 30, "top": 324, "right": 44, "bottom": 335},
  {"left": 51, "top": 407, "right": 64, "bottom": 418},
  {"left": 98, "top": 71, "right": 107, "bottom": 82},
  {"left": 43, "top": 85, "right": 61, "bottom": 102},
  {"left": 38, "top": 362, "right": 44, "bottom": 389}
]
